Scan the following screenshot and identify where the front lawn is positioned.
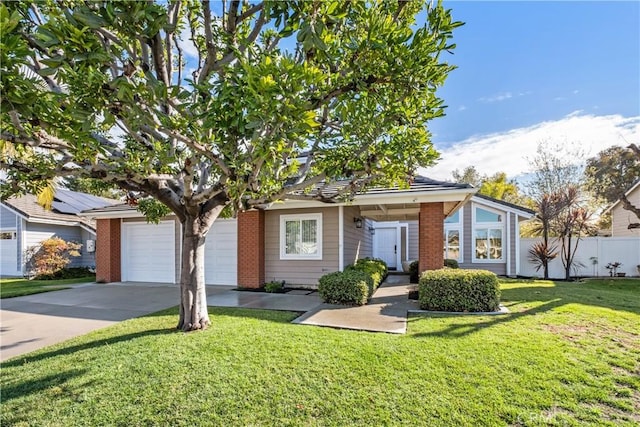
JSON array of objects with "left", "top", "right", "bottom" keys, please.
[
  {"left": 0, "top": 276, "right": 95, "bottom": 298},
  {"left": 1, "top": 279, "right": 638, "bottom": 426}
]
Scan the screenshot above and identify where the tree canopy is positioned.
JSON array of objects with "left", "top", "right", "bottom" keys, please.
[
  {"left": 451, "top": 166, "right": 526, "bottom": 205},
  {"left": 1, "top": 1, "right": 461, "bottom": 330}
]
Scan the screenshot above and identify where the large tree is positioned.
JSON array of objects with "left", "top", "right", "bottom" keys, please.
[
  {"left": 584, "top": 144, "right": 640, "bottom": 226},
  {"left": 452, "top": 166, "right": 526, "bottom": 205},
  {"left": 0, "top": 1, "right": 460, "bottom": 330}
]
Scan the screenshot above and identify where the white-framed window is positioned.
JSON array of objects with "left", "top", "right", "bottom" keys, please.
[
  {"left": 473, "top": 206, "right": 504, "bottom": 262},
  {"left": 0, "top": 230, "right": 16, "bottom": 240},
  {"left": 279, "top": 213, "right": 322, "bottom": 260},
  {"left": 443, "top": 207, "right": 463, "bottom": 262}
]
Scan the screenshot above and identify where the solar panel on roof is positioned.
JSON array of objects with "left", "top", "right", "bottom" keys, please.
[{"left": 51, "top": 200, "right": 80, "bottom": 214}]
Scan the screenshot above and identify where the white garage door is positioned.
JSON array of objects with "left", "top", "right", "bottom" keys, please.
[
  {"left": 122, "top": 221, "right": 175, "bottom": 283},
  {"left": 205, "top": 219, "right": 237, "bottom": 285},
  {"left": 0, "top": 232, "right": 20, "bottom": 276}
]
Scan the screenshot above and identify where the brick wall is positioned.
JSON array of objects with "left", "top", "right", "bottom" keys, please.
[
  {"left": 95, "top": 218, "right": 121, "bottom": 282},
  {"left": 419, "top": 202, "right": 444, "bottom": 272},
  {"left": 237, "top": 210, "right": 265, "bottom": 288}
]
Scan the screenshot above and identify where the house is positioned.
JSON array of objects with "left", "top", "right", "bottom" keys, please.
[
  {"left": 605, "top": 180, "right": 640, "bottom": 237},
  {"left": 81, "top": 177, "right": 534, "bottom": 287},
  {"left": 0, "top": 189, "right": 118, "bottom": 277}
]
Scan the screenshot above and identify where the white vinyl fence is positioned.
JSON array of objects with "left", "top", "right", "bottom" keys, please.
[{"left": 520, "top": 237, "right": 640, "bottom": 279}]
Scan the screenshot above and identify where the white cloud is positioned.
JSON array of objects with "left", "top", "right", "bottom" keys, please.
[
  {"left": 457, "top": 105, "right": 467, "bottom": 111},
  {"left": 554, "top": 96, "right": 566, "bottom": 101},
  {"left": 178, "top": 27, "right": 201, "bottom": 59},
  {"left": 421, "top": 113, "right": 640, "bottom": 181},
  {"left": 478, "top": 92, "right": 512, "bottom": 103}
]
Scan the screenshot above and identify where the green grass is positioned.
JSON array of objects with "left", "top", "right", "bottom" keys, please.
[
  {"left": 0, "top": 276, "right": 95, "bottom": 298},
  {"left": 1, "top": 279, "right": 638, "bottom": 426}
]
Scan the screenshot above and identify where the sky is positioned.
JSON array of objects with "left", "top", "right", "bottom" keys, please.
[{"left": 418, "top": 1, "right": 640, "bottom": 182}]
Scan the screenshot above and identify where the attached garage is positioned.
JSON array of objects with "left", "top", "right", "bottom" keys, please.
[
  {"left": 205, "top": 219, "right": 237, "bottom": 286},
  {"left": 0, "top": 231, "right": 20, "bottom": 277},
  {"left": 121, "top": 220, "right": 176, "bottom": 283}
]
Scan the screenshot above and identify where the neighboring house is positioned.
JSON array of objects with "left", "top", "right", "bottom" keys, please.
[
  {"left": 605, "top": 180, "right": 640, "bottom": 237},
  {"left": 81, "top": 177, "right": 534, "bottom": 288},
  {"left": 0, "top": 190, "right": 118, "bottom": 277}
]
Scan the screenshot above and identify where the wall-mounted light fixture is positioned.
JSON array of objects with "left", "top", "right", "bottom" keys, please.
[
  {"left": 368, "top": 226, "right": 375, "bottom": 236},
  {"left": 354, "top": 217, "right": 363, "bottom": 229}
]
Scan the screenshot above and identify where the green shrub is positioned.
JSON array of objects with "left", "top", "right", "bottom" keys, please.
[
  {"left": 418, "top": 269, "right": 500, "bottom": 312},
  {"left": 264, "top": 281, "right": 284, "bottom": 293},
  {"left": 26, "top": 238, "right": 82, "bottom": 278},
  {"left": 34, "top": 267, "right": 94, "bottom": 280},
  {"left": 318, "top": 270, "right": 372, "bottom": 306},
  {"left": 444, "top": 259, "right": 460, "bottom": 269},
  {"left": 345, "top": 258, "right": 388, "bottom": 290},
  {"left": 409, "top": 260, "right": 420, "bottom": 283}
]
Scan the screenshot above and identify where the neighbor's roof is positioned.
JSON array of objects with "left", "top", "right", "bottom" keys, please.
[
  {"left": 603, "top": 179, "right": 640, "bottom": 214},
  {"left": 2, "top": 189, "right": 119, "bottom": 231}
]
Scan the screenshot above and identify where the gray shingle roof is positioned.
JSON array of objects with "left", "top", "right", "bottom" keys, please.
[{"left": 3, "top": 190, "right": 119, "bottom": 230}]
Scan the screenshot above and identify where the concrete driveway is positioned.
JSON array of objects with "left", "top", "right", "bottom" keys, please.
[{"left": 1, "top": 282, "right": 179, "bottom": 362}]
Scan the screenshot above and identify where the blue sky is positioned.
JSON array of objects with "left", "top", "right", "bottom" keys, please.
[{"left": 420, "top": 1, "right": 640, "bottom": 180}]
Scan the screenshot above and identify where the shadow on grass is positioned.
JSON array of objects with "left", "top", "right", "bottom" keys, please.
[
  {"left": 410, "top": 280, "right": 640, "bottom": 338},
  {"left": 1, "top": 328, "right": 176, "bottom": 368},
  {"left": 1, "top": 368, "right": 88, "bottom": 403},
  {"left": 208, "top": 306, "right": 300, "bottom": 323}
]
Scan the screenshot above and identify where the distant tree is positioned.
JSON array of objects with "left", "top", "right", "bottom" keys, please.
[
  {"left": 452, "top": 166, "right": 483, "bottom": 187},
  {"left": 584, "top": 144, "right": 640, "bottom": 227},
  {"left": 526, "top": 140, "right": 585, "bottom": 200}
]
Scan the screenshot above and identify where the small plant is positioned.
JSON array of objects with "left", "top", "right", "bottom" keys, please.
[
  {"left": 444, "top": 258, "right": 459, "bottom": 269},
  {"left": 264, "top": 281, "right": 284, "bottom": 293},
  {"left": 409, "top": 260, "right": 420, "bottom": 283},
  {"left": 605, "top": 262, "right": 622, "bottom": 277},
  {"left": 25, "top": 238, "right": 82, "bottom": 278}
]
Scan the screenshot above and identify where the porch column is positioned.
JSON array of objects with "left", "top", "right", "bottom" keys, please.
[
  {"left": 95, "top": 218, "right": 121, "bottom": 283},
  {"left": 237, "top": 209, "right": 265, "bottom": 288},
  {"left": 418, "top": 202, "right": 444, "bottom": 272}
]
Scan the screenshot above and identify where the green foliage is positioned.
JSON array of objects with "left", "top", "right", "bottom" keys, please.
[
  {"left": 444, "top": 258, "right": 459, "bottom": 269},
  {"left": 136, "top": 198, "right": 172, "bottom": 224},
  {"left": 409, "top": 260, "right": 420, "bottom": 283},
  {"left": 25, "top": 238, "right": 82, "bottom": 278},
  {"left": 345, "top": 257, "right": 388, "bottom": 289},
  {"left": 318, "top": 270, "right": 372, "bottom": 306},
  {"left": 264, "top": 281, "right": 284, "bottom": 293},
  {"left": 34, "top": 267, "right": 94, "bottom": 281},
  {"left": 584, "top": 145, "right": 640, "bottom": 205},
  {"left": 452, "top": 166, "right": 528, "bottom": 205},
  {"left": 63, "top": 177, "right": 121, "bottom": 199},
  {"left": 418, "top": 269, "right": 500, "bottom": 312}
]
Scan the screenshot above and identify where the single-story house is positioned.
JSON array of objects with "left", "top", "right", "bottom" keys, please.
[
  {"left": 604, "top": 180, "right": 640, "bottom": 237},
  {"left": 81, "top": 177, "right": 535, "bottom": 288},
  {"left": 0, "top": 189, "right": 118, "bottom": 277}
]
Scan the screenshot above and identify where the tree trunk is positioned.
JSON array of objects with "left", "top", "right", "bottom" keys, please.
[{"left": 177, "top": 214, "right": 211, "bottom": 331}]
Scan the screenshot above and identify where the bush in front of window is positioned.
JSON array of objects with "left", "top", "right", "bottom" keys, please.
[
  {"left": 444, "top": 259, "right": 459, "bottom": 269},
  {"left": 318, "top": 270, "right": 372, "bottom": 306},
  {"left": 345, "top": 257, "right": 388, "bottom": 290},
  {"left": 25, "top": 238, "right": 82, "bottom": 279},
  {"left": 418, "top": 269, "right": 500, "bottom": 312}
]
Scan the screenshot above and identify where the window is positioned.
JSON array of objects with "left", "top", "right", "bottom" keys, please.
[
  {"left": 443, "top": 207, "right": 463, "bottom": 262},
  {"left": 473, "top": 206, "right": 504, "bottom": 262},
  {"left": 280, "top": 213, "right": 322, "bottom": 260},
  {"left": 444, "top": 229, "right": 460, "bottom": 261},
  {"left": 0, "top": 231, "right": 16, "bottom": 240}
]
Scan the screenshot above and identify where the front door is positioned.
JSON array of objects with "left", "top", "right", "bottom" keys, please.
[{"left": 375, "top": 227, "right": 397, "bottom": 269}]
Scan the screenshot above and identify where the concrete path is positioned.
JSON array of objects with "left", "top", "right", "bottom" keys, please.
[
  {"left": 293, "top": 275, "right": 418, "bottom": 334},
  {"left": 0, "top": 282, "right": 179, "bottom": 362}
]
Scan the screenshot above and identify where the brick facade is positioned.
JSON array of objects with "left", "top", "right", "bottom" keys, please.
[
  {"left": 95, "top": 218, "right": 121, "bottom": 282},
  {"left": 237, "top": 210, "right": 265, "bottom": 288},
  {"left": 418, "top": 202, "right": 444, "bottom": 272}
]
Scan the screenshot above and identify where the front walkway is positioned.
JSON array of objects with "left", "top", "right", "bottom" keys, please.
[{"left": 293, "top": 274, "right": 418, "bottom": 334}]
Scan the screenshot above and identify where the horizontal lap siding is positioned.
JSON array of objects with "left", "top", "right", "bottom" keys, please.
[
  {"left": 343, "top": 206, "right": 372, "bottom": 266},
  {"left": 0, "top": 206, "right": 17, "bottom": 228},
  {"left": 265, "top": 207, "right": 339, "bottom": 286},
  {"left": 611, "top": 187, "right": 640, "bottom": 236}
]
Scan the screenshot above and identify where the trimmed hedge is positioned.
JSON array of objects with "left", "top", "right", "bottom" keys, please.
[
  {"left": 418, "top": 269, "right": 500, "bottom": 312},
  {"left": 409, "top": 260, "right": 420, "bottom": 283},
  {"left": 318, "top": 270, "right": 372, "bottom": 306},
  {"left": 345, "top": 257, "right": 388, "bottom": 289}
]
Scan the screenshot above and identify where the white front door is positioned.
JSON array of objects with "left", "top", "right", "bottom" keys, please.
[{"left": 375, "top": 227, "right": 397, "bottom": 269}]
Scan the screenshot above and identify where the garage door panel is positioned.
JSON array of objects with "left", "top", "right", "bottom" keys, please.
[
  {"left": 1, "top": 239, "right": 20, "bottom": 276},
  {"left": 205, "top": 220, "right": 237, "bottom": 285},
  {"left": 122, "top": 221, "right": 175, "bottom": 283}
]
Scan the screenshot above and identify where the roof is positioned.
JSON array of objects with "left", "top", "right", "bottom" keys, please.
[
  {"left": 2, "top": 190, "right": 119, "bottom": 231},
  {"left": 473, "top": 193, "right": 536, "bottom": 217},
  {"left": 603, "top": 179, "right": 640, "bottom": 214}
]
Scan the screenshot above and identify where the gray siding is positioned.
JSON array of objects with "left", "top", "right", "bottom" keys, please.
[
  {"left": 509, "top": 212, "right": 517, "bottom": 276},
  {"left": 24, "top": 222, "right": 91, "bottom": 268},
  {"left": 408, "top": 220, "right": 419, "bottom": 261},
  {"left": 265, "top": 207, "right": 339, "bottom": 286},
  {"left": 17, "top": 218, "right": 24, "bottom": 273},
  {"left": 79, "top": 228, "right": 97, "bottom": 268},
  {"left": 459, "top": 202, "right": 507, "bottom": 275},
  {"left": 0, "top": 205, "right": 17, "bottom": 228},
  {"left": 343, "top": 205, "right": 373, "bottom": 266}
]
